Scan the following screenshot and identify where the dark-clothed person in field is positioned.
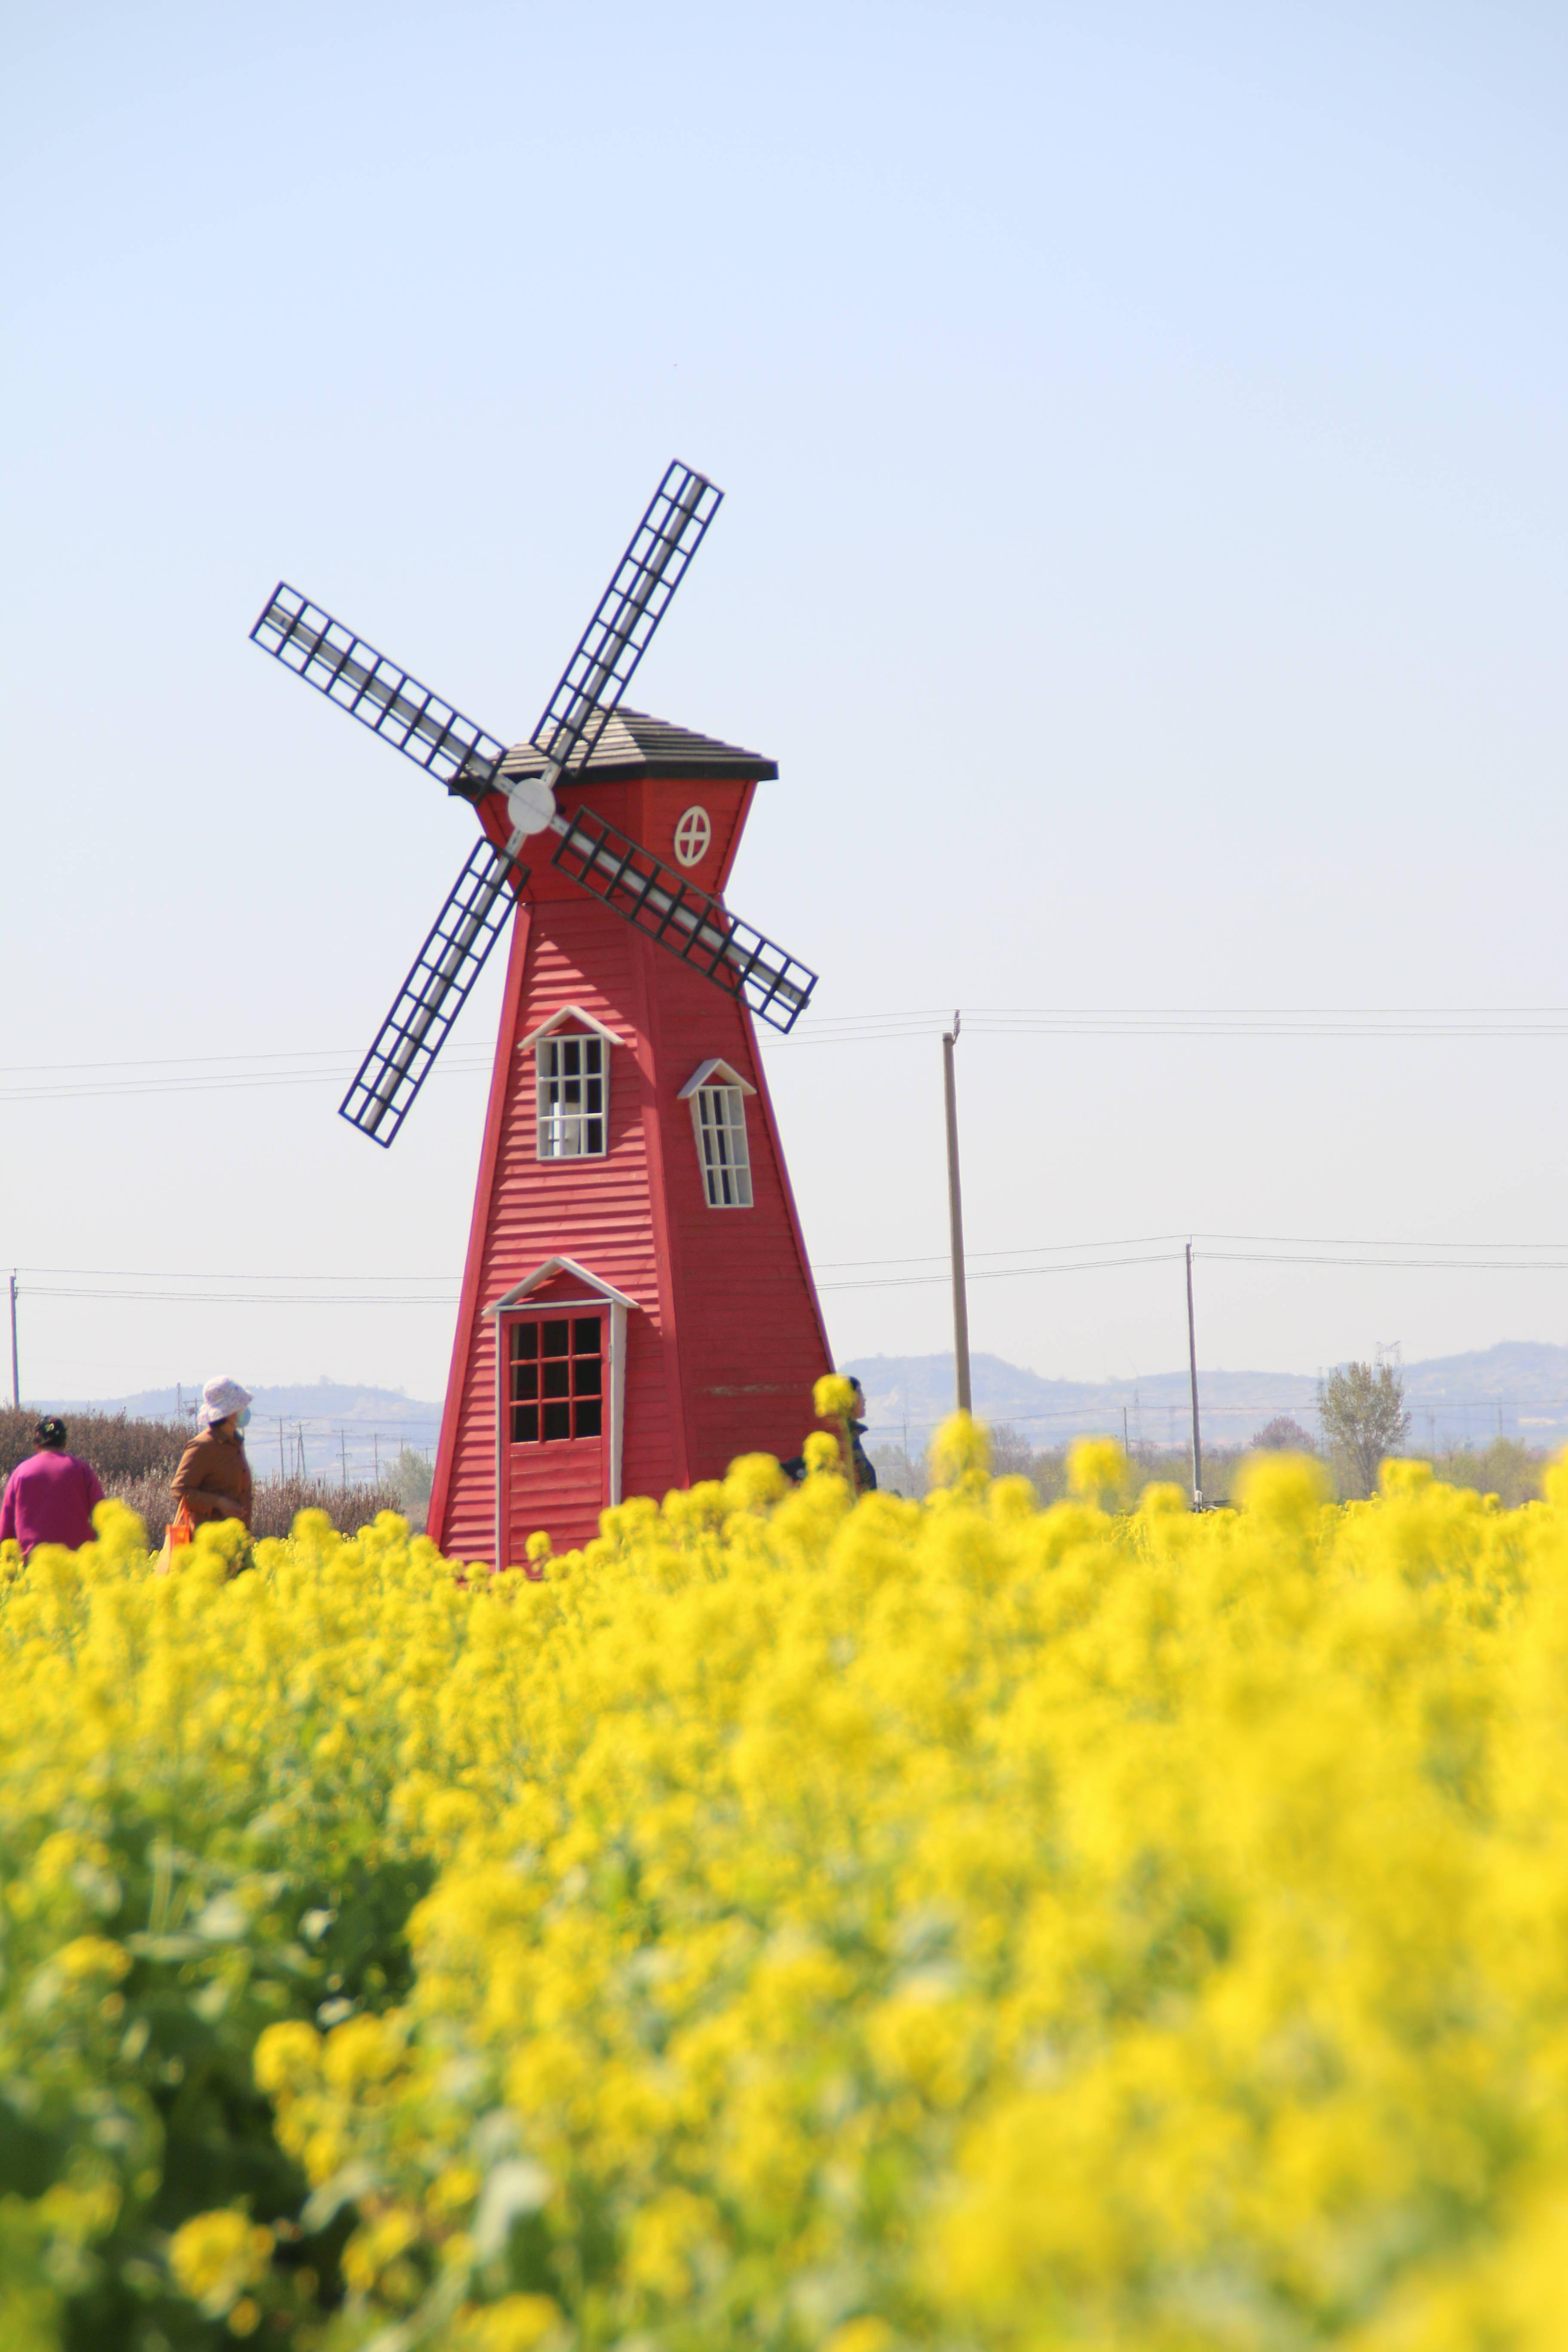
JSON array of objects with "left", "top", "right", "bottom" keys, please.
[
  {"left": 845, "top": 1383, "right": 878, "bottom": 1494},
  {"left": 0, "top": 1416, "right": 104, "bottom": 1554},
  {"left": 173, "top": 1376, "right": 254, "bottom": 1529},
  {"left": 781, "top": 1376, "right": 879, "bottom": 1494}
]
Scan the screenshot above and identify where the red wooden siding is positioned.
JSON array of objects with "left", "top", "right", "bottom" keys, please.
[
  {"left": 639, "top": 949, "right": 831, "bottom": 1476},
  {"left": 427, "top": 900, "right": 532, "bottom": 1565},
  {"left": 435, "top": 901, "right": 669, "bottom": 1562},
  {"left": 433, "top": 765, "right": 832, "bottom": 1564}
]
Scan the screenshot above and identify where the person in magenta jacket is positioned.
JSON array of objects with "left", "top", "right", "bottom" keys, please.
[{"left": 0, "top": 1416, "right": 105, "bottom": 1555}]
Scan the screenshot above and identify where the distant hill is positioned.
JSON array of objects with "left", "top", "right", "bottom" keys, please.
[
  {"left": 41, "top": 1380, "right": 442, "bottom": 1486},
  {"left": 846, "top": 1344, "right": 1568, "bottom": 1452}
]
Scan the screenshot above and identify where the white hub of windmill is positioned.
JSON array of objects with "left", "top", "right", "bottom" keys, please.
[
  {"left": 674, "top": 805, "right": 711, "bottom": 867},
  {"left": 505, "top": 769, "right": 561, "bottom": 844}
]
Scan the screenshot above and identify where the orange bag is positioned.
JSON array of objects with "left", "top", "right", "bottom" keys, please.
[{"left": 154, "top": 1498, "right": 196, "bottom": 1575}]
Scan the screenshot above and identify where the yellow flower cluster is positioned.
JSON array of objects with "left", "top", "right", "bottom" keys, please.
[
  {"left": 9, "top": 1434, "right": 1568, "bottom": 2347},
  {"left": 168, "top": 2207, "right": 274, "bottom": 2319}
]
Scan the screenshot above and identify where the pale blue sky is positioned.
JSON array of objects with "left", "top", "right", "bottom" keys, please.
[{"left": 6, "top": 2, "right": 1568, "bottom": 1406}]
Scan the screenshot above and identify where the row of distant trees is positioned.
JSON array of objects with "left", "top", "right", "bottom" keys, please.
[
  {"left": 869, "top": 1362, "right": 1542, "bottom": 1505},
  {"left": 1247, "top": 1362, "right": 1538, "bottom": 1504},
  {"left": 1, "top": 1377, "right": 1526, "bottom": 1528}
]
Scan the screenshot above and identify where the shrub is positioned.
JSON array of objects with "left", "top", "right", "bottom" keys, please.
[
  {"left": 1432, "top": 1434, "right": 1543, "bottom": 1508},
  {"left": 102, "top": 1472, "right": 407, "bottom": 1544},
  {"left": 245, "top": 1476, "right": 406, "bottom": 1540},
  {"left": 0, "top": 1406, "right": 186, "bottom": 1486},
  {"left": 1251, "top": 1411, "right": 1318, "bottom": 1451}
]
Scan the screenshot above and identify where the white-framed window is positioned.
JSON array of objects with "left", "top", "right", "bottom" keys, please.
[
  {"left": 536, "top": 1033, "right": 607, "bottom": 1158},
  {"left": 691, "top": 1082, "right": 753, "bottom": 1207}
]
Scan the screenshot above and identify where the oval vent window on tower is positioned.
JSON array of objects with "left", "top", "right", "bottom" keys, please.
[{"left": 673, "top": 805, "right": 711, "bottom": 867}]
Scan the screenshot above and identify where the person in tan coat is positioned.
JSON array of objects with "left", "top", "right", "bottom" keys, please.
[{"left": 172, "top": 1376, "right": 254, "bottom": 1529}]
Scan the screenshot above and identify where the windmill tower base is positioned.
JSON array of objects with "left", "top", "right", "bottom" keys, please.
[{"left": 428, "top": 734, "right": 833, "bottom": 1565}]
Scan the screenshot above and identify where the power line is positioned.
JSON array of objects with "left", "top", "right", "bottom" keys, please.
[
  {"left": 1207, "top": 1251, "right": 1568, "bottom": 1272},
  {"left": 768, "top": 1007, "right": 1568, "bottom": 1048},
  {"left": 819, "top": 1251, "right": 1182, "bottom": 1292},
  {"left": 0, "top": 1047, "right": 361, "bottom": 1076},
  {"left": 24, "top": 1223, "right": 1568, "bottom": 1307},
  {"left": 0, "top": 1045, "right": 490, "bottom": 1078},
  {"left": 817, "top": 1228, "right": 1568, "bottom": 1271},
  {"left": 32, "top": 1227, "right": 1568, "bottom": 1282},
  {"left": 17, "top": 1265, "right": 456, "bottom": 1281},
  {"left": 28, "top": 1246, "right": 1568, "bottom": 1306},
  {"left": 1202, "top": 1229, "right": 1568, "bottom": 1250},
  {"left": 820, "top": 1244, "right": 1568, "bottom": 1294},
  {"left": 0, "top": 1056, "right": 490, "bottom": 1106},
  {"left": 8, "top": 1007, "right": 1568, "bottom": 1101},
  {"left": 24, "top": 1287, "right": 459, "bottom": 1307}
]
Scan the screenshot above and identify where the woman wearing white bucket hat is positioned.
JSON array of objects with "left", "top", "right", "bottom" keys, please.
[{"left": 170, "top": 1376, "right": 255, "bottom": 1533}]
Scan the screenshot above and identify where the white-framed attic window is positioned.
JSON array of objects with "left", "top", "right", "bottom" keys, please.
[
  {"left": 678, "top": 1059, "right": 756, "bottom": 1208},
  {"left": 519, "top": 1006, "right": 624, "bottom": 1162}
]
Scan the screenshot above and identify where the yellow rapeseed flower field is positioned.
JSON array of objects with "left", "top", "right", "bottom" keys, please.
[{"left": 4, "top": 1424, "right": 1568, "bottom": 2348}]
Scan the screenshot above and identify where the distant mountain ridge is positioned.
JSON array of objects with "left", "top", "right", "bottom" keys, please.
[
  {"left": 39, "top": 1381, "right": 442, "bottom": 1486},
  {"left": 847, "top": 1343, "right": 1568, "bottom": 1450},
  {"left": 49, "top": 1378, "right": 444, "bottom": 1431}
]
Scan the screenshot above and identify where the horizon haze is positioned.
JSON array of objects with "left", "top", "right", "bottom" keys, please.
[{"left": 46, "top": 1338, "right": 1568, "bottom": 1462}]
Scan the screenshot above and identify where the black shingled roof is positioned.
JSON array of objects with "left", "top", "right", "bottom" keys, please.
[{"left": 501, "top": 707, "right": 777, "bottom": 784}]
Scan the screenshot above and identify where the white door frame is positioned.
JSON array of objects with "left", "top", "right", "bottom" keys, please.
[{"left": 484, "top": 1256, "right": 637, "bottom": 1566}]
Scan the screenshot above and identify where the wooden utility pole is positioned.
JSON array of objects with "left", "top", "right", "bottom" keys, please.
[
  {"left": 942, "top": 1014, "right": 971, "bottom": 1414},
  {"left": 1185, "top": 1241, "right": 1203, "bottom": 1507},
  {"left": 9, "top": 1273, "right": 18, "bottom": 1409}
]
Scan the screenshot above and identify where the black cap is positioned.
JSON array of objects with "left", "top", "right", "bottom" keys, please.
[{"left": 35, "top": 1416, "right": 67, "bottom": 1449}]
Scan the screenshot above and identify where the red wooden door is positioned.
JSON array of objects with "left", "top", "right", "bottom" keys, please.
[{"left": 501, "top": 1308, "right": 607, "bottom": 1560}]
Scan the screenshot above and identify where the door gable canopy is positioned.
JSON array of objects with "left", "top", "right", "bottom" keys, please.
[{"left": 485, "top": 1256, "right": 640, "bottom": 1319}]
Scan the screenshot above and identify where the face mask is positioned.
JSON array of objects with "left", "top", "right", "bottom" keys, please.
[{"left": 236, "top": 1406, "right": 251, "bottom": 1433}]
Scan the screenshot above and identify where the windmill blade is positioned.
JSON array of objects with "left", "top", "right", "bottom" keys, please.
[
  {"left": 252, "top": 585, "right": 508, "bottom": 799},
  {"left": 551, "top": 808, "right": 816, "bottom": 1034},
  {"left": 531, "top": 462, "right": 723, "bottom": 774},
  {"left": 340, "top": 839, "right": 526, "bottom": 1145}
]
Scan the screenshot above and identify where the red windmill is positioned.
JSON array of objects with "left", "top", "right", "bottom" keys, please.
[{"left": 251, "top": 465, "right": 832, "bottom": 1560}]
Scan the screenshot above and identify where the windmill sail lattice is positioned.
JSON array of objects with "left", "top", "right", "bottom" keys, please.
[
  {"left": 551, "top": 807, "right": 813, "bottom": 1027},
  {"left": 340, "top": 839, "right": 524, "bottom": 1144},
  {"left": 251, "top": 588, "right": 508, "bottom": 796},
  {"left": 530, "top": 462, "right": 722, "bottom": 772},
  {"left": 249, "top": 460, "right": 816, "bottom": 1147}
]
